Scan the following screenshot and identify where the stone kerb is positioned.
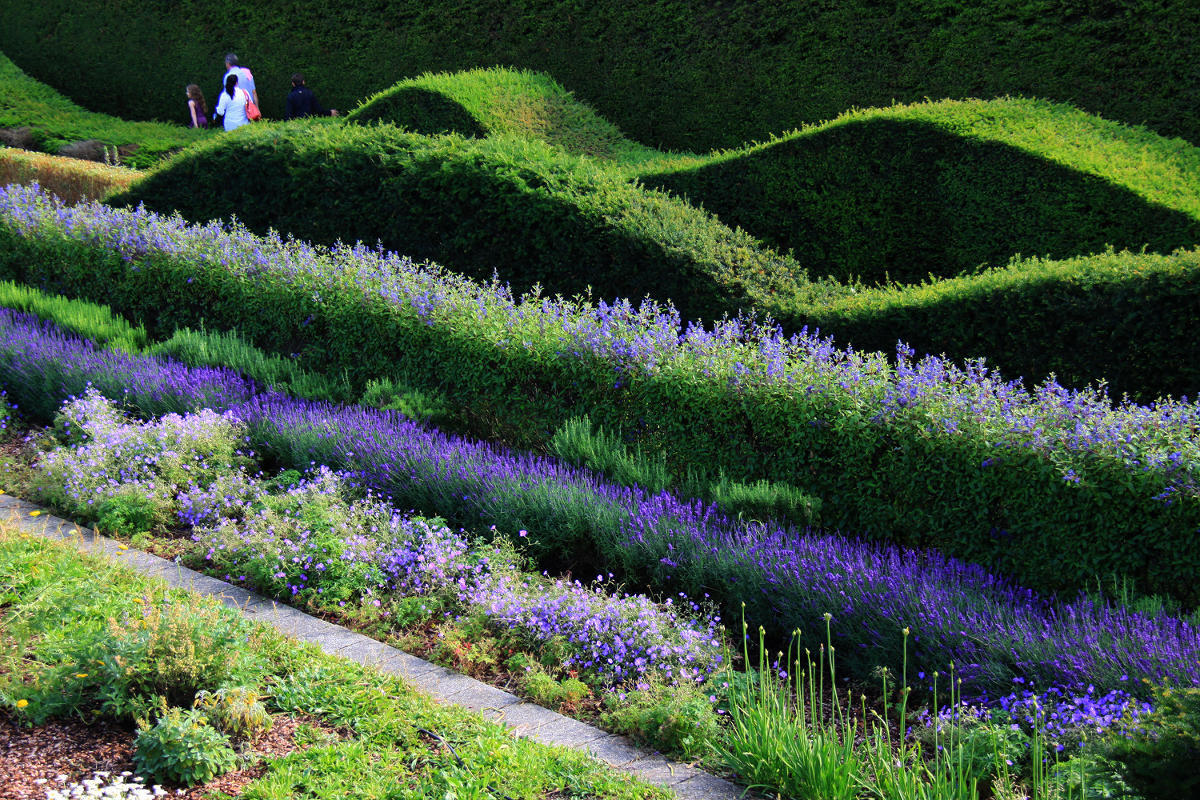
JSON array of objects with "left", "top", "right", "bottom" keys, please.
[{"left": 0, "top": 494, "right": 744, "bottom": 800}]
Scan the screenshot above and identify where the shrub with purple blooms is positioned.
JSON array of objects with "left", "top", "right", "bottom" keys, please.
[
  {"left": 36, "top": 389, "right": 258, "bottom": 531},
  {"left": 2, "top": 183, "right": 1199, "bottom": 604}
]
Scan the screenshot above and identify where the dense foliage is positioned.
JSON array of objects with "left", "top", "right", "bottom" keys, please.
[
  {"left": 642, "top": 98, "right": 1200, "bottom": 286},
  {"left": 1, "top": 1, "right": 1197, "bottom": 152},
  {"left": 0, "top": 52, "right": 203, "bottom": 168},
  {"left": 3, "top": 185, "right": 1200, "bottom": 606},
  {"left": 110, "top": 122, "right": 817, "bottom": 327}
]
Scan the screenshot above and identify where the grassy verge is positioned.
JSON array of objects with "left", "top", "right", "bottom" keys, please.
[{"left": 0, "top": 517, "right": 670, "bottom": 799}]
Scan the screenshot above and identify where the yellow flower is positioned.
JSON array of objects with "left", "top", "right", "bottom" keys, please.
[
  {"left": 75, "top": 672, "right": 89, "bottom": 678},
  {"left": 28, "top": 510, "right": 40, "bottom": 517},
  {"left": 16, "top": 699, "right": 28, "bottom": 708},
  {"left": 117, "top": 544, "right": 129, "bottom": 551}
]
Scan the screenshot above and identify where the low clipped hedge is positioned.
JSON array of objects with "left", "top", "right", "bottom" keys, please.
[
  {"left": 109, "top": 121, "right": 822, "bottom": 326},
  {"left": 643, "top": 100, "right": 1200, "bottom": 286},
  {"left": 3, "top": 185, "right": 1199, "bottom": 606},
  {"left": 0, "top": 52, "right": 204, "bottom": 169},
  {"left": 799, "top": 248, "right": 1200, "bottom": 404}
]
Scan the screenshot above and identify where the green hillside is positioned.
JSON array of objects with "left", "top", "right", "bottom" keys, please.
[{"left": 1, "top": 1, "right": 1197, "bottom": 152}]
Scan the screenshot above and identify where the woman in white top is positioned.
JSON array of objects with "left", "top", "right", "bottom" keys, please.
[{"left": 214, "top": 73, "right": 250, "bottom": 131}]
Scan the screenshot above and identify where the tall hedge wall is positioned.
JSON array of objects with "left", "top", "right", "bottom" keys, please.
[{"left": 1, "top": 1, "right": 1197, "bottom": 152}]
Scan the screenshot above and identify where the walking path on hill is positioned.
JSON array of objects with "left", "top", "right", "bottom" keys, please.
[{"left": 0, "top": 493, "right": 742, "bottom": 800}]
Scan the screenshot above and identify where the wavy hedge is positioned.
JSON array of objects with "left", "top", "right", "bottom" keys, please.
[
  {"left": 1, "top": 1, "right": 1197, "bottom": 152},
  {"left": 0, "top": 52, "right": 203, "bottom": 169},
  {"left": 3, "top": 185, "right": 1200, "bottom": 605},
  {"left": 348, "top": 67, "right": 661, "bottom": 164},
  {"left": 108, "top": 121, "right": 824, "bottom": 327},
  {"left": 642, "top": 97, "right": 1200, "bottom": 285}
]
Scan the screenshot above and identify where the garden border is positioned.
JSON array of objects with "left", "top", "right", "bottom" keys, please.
[{"left": 0, "top": 492, "right": 742, "bottom": 800}]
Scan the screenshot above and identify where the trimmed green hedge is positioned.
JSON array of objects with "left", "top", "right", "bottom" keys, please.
[
  {"left": 0, "top": 52, "right": 204, "bottom": 169},
  {"left": 348, "top": 67, "right": 662, "bottom": 164},
  {"left": 642, "top": 98, "right": 1200, "bottom": 285},
  {"left": 2, "top": 192, "right": 1199, "bottom": 604},
  {"left": 798, "top": 248, "right": 1200, "bottom": 403},
  {"left": 109, "top": 122, "right": 823, "bottom": 327},
  {"left": 0, "top": 1, "right": 1197, "bottom": 152}
]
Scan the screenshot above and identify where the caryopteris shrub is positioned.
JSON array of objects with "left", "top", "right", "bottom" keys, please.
[{"left": 4, "top": 184, "right": 1200, "bottom": 605}]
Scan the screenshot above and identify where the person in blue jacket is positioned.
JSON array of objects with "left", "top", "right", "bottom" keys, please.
[{"left": 284, "top": 73, "right": 338, "bottom": 119}]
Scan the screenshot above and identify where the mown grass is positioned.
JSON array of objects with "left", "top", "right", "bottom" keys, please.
[
  {"left": 0, "top": 51, "right": 204, "bottom": 169},
  {"left": 0, "top": 519, "right": 668, "bottom": 800}
]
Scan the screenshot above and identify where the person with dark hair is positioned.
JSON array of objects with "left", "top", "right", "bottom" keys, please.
[
  {"left": 185, "top": 84, "right": 208, "bottom": 128},
  {"left": 213, "top": 73, "right": 250, "bottom": 131},
  {"left": 284, "top": 72, "right": 338, "bottom": 120}
]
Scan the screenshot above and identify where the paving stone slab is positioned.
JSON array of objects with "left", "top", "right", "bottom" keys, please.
[
  {"left": 580, "top": 734, "right": 649, "bottom": 768},
  {"left": 486, "top": 701, "right": 560, "bottom": 736},
  {"left": 521, "top": 713, "right": 610, "bottom": 748},
  {"left": 624, "top": 755, "right": 690, "bottom": 788},
  {"left": 672, "top": 773, "right": 745, "bottom": 800},
  {"left": 377, "top": 649, "right": 441, "bottom": 680}
]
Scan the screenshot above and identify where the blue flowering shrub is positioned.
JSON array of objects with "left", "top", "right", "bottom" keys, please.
[{"left": 3, "top": 185, "right": 1199, "bottom": 603}]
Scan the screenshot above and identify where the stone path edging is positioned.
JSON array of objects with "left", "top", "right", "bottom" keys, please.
[{"left": 1, "top": 494, "right": 744, "bottom": 800}]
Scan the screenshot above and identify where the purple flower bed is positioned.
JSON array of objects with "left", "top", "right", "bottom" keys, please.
[
  {"left": 3, "top": 183, "right": 1200, "bottom": 605},
  {"left": 1, "top": 263, "right": 1197, "bottom": 703},
  {"left": 0, "top": 306, "right": 252, "bottom": 420},
  {"left": 231, "top": 392, "right": 1200, "bottom": 700}
]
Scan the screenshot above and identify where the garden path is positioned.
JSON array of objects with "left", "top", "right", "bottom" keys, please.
[{"left": 0, "top": 493, "right": 743, "bottom": 800}]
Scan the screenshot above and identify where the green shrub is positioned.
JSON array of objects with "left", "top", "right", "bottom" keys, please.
[
  {"left": 699, "top": 473, "right": 821, "bottom": 528},
  {"left": 599, "top": 678, "right": 721, "bottom": 761},
  {"left": 0, "top": 51, "right": 203, "bottom": 168},
  {"left": 148, "top": 325, "right": 353, "bottom": 403},
  {"left": 549, "top": 415, "right": 671, "bottom": 493},
  {"left": 1106, "top": 682, "right": 1200, "bottom": 800},
  {"left": 4, "top": 2, "right": 1200, "bottom": 153},
  {"left": 96, "top": 489, "right": 160, "bottom": 536},
  {"left": 643, "top": 97, "right": 1200, "bottom": 286},
  {"left": 360, "top": 376, "right": 448, "bottom": 425},
  {"left": 0, "top": 278, "right": 147, "bottom": 351},
  {"left": 133, "top": 706, "right": 238, "bottom": 786},
  {"left": 192, "top": 686, "right": 273, "bottom": 742},
  {"left": 109, "top": 122, "right": 819, "bottom": 328}
]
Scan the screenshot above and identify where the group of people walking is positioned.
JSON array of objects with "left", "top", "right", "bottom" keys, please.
[{"left": 185, "top": 53, "right": 337, "bottom": 132}]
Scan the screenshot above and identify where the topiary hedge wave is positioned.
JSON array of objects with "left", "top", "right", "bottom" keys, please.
[
  {"left": 108, "top": 121, "right": 823, "bottom": 328},
  {"left": 0, "top": 0, "right": 1197, "bottom": 153}
]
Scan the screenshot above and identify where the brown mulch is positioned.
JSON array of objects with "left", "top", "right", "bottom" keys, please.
[{"left": 0, "top": 712, "right": 340, "bottom": 800}]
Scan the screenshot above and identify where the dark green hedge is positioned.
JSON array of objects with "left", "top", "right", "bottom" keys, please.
[
  {"left": 0, "top": 1, "right": 1197, "bottom": 152},
  {"left": 643, "top": 116, "right": 1200, "bottom": 286},
  {"left": 109, "top": 122, "right": 819, "bottom": 327},
  {"left": 794, "top": 248, "right": 1200, "bottom": 404},
  {"left": 3, "top": 209, "right": 1199, "bottom": 605}
]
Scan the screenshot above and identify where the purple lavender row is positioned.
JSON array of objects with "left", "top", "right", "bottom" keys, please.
[
  {"left": 230, "top": 392, "right": 1200, "bottom": 700},
  {"left": 0, "top": 307, "right": 252, "bottom": 421},
  {"left": 1, "top": 183, "right": 1197, "bottom": 495}
]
